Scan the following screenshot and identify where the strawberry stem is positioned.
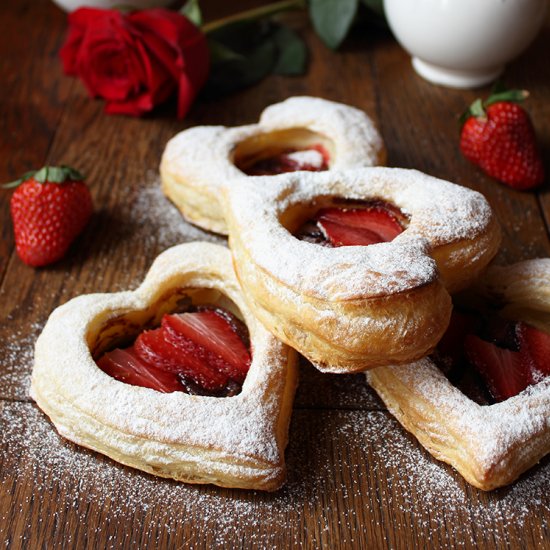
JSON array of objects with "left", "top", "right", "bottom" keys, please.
[
  {"left": 201, "top": 0, "right": 305, "bottom": 34},
  {"left": 1, "top": 170, "right": 37, "bottom": 189},
  {"left": 485, "top": 89, "right": 529, "bottom": 107}
]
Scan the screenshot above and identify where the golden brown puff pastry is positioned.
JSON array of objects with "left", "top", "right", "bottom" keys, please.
[
  {"left": 367, "top": 259, "right": 550, "bottom": 491},
  {"left": 222, "top": 167, "right": 500, "bottom": 373},
  {"left": 30, "top": 243, "right": 298, "bottom": 491},
  {"left": 160, "top": 96, "right": 386, "bottom": 235}
]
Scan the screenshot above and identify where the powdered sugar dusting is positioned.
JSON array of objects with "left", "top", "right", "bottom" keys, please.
[
  {"left": 365, "top": 259, "right": 550, "bottom": 487},
  {"left": 30, "top": 243, "right": 294, "bottom": 488},
  {"left": 333, "top": 411, "right": 550, "bottom": 539},
  {"left": 131, "top": 172, "right": 224, "bottom": 250},
  {"left": 2, "top": 404, "right": 548, "bottom": 547},
  {"left": 286, "top": 149, "right": 325, "bottom": 168},
  {"left": 0, "top": 320, "right": 43, "bottom": 400},
  {"left": 162, "top": 96, "right": 384, "bottom": 199},
  {"left": 225, "top": 166, "right": 498, "bottom": 299},
  {"left": 370, "top": 359, "right": 550, "bottom": 480},
  {"left": 0, "top": 175, "right": 223, "bottom": 403},
  {"left": 160, "top": 96, "right": 385, "bottom": 235},
  {"left": 259, "top": 96, "right": 385, "bottom": 169}
]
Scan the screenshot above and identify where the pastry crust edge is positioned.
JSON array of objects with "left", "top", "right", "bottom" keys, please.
[{"left": 30, "top": 242, "right": 298, "bottom": 491}]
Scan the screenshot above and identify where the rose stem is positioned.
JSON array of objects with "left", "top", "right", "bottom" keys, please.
[{"left": 201, "top": 0, "right": 306, "bottom": 34}]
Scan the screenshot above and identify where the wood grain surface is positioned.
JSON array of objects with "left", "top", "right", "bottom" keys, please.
[{"left": 1, "top": 1, "right": 549, "bottom": 548}]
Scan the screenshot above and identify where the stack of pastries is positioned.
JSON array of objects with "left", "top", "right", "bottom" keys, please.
[{"left": 31, "top": 97, "right": 550, "bottom": 492}]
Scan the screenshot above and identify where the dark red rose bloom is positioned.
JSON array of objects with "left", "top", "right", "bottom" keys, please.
[{"left": 60, "top": 8, "right": 209, "bottom": 118}]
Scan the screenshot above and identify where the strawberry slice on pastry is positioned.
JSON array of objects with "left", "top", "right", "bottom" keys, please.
[
  {"left": 97, "top": 348, "right": 184, "bottom": 394},
  {"left": 517, "top": 322, "right": 550, "bottom": 378},
  {"left": 97, "top": 308, "right": 252, "bottom": 395},
  {"left": 135, "top": 327, "right": 230, "bottom": 391},
  {"left": 316, "top": 206, "right": 404, "bottom": 247},
  {"left": 244, "top": 144, "right": 330, "bottom": 176},
  {"left": 162, "top": 310, "right": 251, "bottom": 383},
  {"left": 464, "top": 320, "right": 550, "bottom": 402},
  {"left": 464, "top": 334, "right": 531, "bottom": 401}
]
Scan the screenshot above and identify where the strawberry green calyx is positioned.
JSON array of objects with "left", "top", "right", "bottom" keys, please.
[
  {"left": 2, "top": 165, "right": 84, "bottom": 189},
  {"left": 484, "top": 88, "right": 528, "bottom": 107},
  {"left": 459, "top": 85, "right": 530, "bottom": 128},
  {"left": 459, "top": 89, "right": 529, "bottom": 128}
]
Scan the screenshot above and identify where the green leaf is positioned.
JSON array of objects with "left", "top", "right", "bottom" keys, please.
[
  {"left": 208, "top": 39, "right": 245, "bottom": 64},
  {"left": 272, "top": 25, "right": 307, "bottom": 75},
  {"left": 203, "top": 19, "right": 309, "bottom": 98},
  {"left": 203, "top": 22, "right": 278, "bottom": 98},
  {"left": 309, "top": 0, "right": 359, "bottom": 49},
  {"left": 180, "top": 0, "right": 202, "bottom": 27},
  {"left": 360, "top": 0, "right": 384, "bottom": 17}
]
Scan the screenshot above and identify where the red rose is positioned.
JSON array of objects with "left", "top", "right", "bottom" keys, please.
[{"left": 60, "top": 8, "right": 209, "bottom": 118}]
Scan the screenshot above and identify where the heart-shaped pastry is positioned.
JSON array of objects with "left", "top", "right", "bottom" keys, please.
[
  {"left": 160, "top": 96, "right": 386, "bottom": 234},
  {"left": 222, "top": 167, "right": 500, "bottom": 373},
  {"left": 367, "top": 259, "right": 550, "bottom": 490},
  {"left": 30, "top": 243, "right": 298, "bottom": 491}
]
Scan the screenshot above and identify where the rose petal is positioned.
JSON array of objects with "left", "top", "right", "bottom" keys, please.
[
  {"left": 130, "top": 10, "right": 209, "bottom": 119},
  {"left": 134, "top": 38, "right": 174, "bottom": 105},
  {"left": 177, "top": 72, "right": 195, "bottom": 119},
  {"left": 129, "top": 9, "right": 196, "bottom": 49},
  {"left": 59, "top": 7, "right": 209, "bottom": 119},
  {"left": 104, "top": 91, "right": 153, "bottom": 116}
]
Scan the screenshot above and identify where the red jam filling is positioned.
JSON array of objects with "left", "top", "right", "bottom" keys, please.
[
  {"left": 435, "top": 311, "right": 550, "bottom": 404},
  {"left": 296, "top": 201, "right": 406, "bottom": 247},
  {"left": 239, "top": 144, "right": 330, "bottom": 176},
  {"left": 96, "top": 307, "right": 251, "bottom": 397}
]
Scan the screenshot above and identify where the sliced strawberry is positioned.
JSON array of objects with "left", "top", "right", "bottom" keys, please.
[
  {"left": 97, "top": 348, "right": 184, "bottom": 394},
  {"left": 243, "top": 144, "right": 330, "bottom": 176},
  {"left": 162, "top": 310, "right": 251, "bottom": 383},
  {"left": 464, "top": 334, "right": 532, "bottom": 401},
  {"left": 134, "top": 327, "right": 229, "bottom": 391},
  {"left": 516, "top": 322, "right": 550, "bottom": 380},
  {"left": 285, "top": 144, "right": 330, "bottom": 171},
  {"left": 316, "top": 207, "right": 404, "bottom": 247}
]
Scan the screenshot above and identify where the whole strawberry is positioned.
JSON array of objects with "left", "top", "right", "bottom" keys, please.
[
  {"left": 460, "top": 89, "right": 544, "bottom": 190},
  {"left": 4, "top": 166, "right": 93, "bottom": 267}
]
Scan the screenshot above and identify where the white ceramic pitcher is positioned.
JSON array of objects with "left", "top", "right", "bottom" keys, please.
[{"left": 384, "top": 0, "right": 548, "bottom": 88}]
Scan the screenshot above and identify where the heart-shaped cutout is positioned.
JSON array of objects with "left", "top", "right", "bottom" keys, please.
[
  {"left": 160, "top": 96, "right": 385, "bottom": 234},
  {"left": 222, "top": 167, "right": 500, "bottom": 373},
  {"left": 368, "top": 259, "right": 550, "bottom": 490},
  {"left": 31, "top": 243, "right": 298, "bottom": 491}
]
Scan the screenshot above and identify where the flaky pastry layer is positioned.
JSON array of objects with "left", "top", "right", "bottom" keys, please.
[
  {"left": 223, "top": 167, "right": 499, "bottom": 372},
  {"left": 160, "top": 96, "right": 386, "bottom": 234},
  {"left": 30, "top": 243, "right": 298, "bottom": 491},
  {"left": 368, "top": 259, "right": 550, "bottom": 490}
]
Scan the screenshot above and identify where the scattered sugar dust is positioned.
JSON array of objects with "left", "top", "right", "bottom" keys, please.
[
  {"left": 1, "top": 403, "right": 548, "bottom": 548},
  {"left": 0, "top": 174, "right": 223, "bottom": 403},
  {"left": 129, "top": 172, "right": 225, "bottom": 252},
  {"left": 2, "top": 173, "right": 549, "bottom": 546},
  {"left": 0, "top": 321, "right": 43, "bottom": 401}
]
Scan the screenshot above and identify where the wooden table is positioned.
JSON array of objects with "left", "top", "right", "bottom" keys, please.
[{"left": 1, "top": 1, "right": 549, "bottom": 548}]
